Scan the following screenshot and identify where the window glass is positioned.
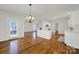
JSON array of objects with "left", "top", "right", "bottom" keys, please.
[{"left": 10, "top": 21, "right": 17, "bottom": 35}]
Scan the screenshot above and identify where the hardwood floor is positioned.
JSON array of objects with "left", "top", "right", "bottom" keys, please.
[{"left": 0, "top": 32, "right": 79, "bottom": 54}]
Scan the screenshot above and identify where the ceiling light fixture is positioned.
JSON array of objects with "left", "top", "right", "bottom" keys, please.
[{"left": 25, "top": 4, "right": 35, "bottom": 23}]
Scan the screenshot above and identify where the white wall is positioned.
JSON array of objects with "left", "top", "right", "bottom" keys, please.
[
  {"left": 70, "top": 11, "right": 79, "bottom": 26},
  {"left": 24, "top": 18, "right": 39, "bottom": 32},
  {"left": 55, "top": 17, "right": 69, "bottom": 34},
  {"left": 65, "top": 11, "right": 79, "bottom": 48},
  {"left": 24, "top": 23, "right": 33, "bottom": 32},
  {"left": 24, "top": 16, "right": 69, "bottom": 34},
  {"left": 50, "top": 17, "right": 69, "bottom": 34},
  {"left": 0, "top": 11, "right": 24, "bottom": 41}
]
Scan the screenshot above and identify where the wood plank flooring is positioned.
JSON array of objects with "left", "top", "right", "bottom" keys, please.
[{"left": 0, "top": 32, "right": 79, "bottom": 54}]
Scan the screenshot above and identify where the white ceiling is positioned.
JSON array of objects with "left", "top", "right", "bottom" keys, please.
[{"left": 0, "top": 4, "right": 79, "bottom": 20}]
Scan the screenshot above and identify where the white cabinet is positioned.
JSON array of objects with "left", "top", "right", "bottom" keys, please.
[
  {"left": 37, "top": 30, "right": 52, "bottom": 39},
  {"left": 65, "top": 30, "right": 79, "bottom": 49}
]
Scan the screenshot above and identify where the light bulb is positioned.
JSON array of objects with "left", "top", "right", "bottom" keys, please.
[
  {"left": 28, "top": 16, "right": 31, "bottom": 19},
  {"left": 32, "top": 17, "right": 34, "bottom": 20},
  {"left": 25, "top": 17, "right": 28, "bottom": 19}
]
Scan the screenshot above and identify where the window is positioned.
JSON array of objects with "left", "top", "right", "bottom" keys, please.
[{"left": 10, "top": 21, "right": 17, "bottom": 35}]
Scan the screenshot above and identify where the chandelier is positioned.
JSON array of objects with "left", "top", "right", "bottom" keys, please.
[{"left": 25, "top": 4, "right": 34, "bottom": 23}]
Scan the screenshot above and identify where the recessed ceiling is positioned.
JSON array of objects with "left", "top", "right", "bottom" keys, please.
[{"left": 0, "top": 4, "right": 79, "bottom": 20}]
